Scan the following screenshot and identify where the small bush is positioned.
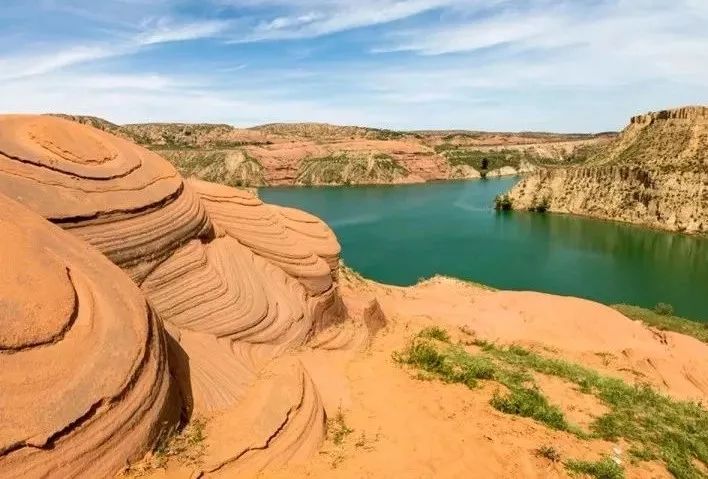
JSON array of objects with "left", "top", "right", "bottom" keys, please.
[
  {"left": 653, "top": 302, "right": 674, "bottom": 316},
  {"left": 530, "top": 196, "right": 551, "bottom": 213},
  {"left": 491, "top": 387, "right": 569, "bottom": 431},
  {"left": 394, "top": 332, "right": 495, "bottom": 388},
  {"left": 535, "top": 445, "right": 562, "bottom": 463},
  {"left": 495, "top": 194, "right": 513, "bottom": 211},
  {"left": 418, "top": 326, "right": 450, "bottom": 342},
  {"left": 328, "top": 408, "right": 354, "bottom": 445},
  {"left": 565, "top": 456, "right": 624, "bottom": 479}
]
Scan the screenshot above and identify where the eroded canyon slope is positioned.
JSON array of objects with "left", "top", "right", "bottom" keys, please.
[
  {"left": 53, "top": 114, "right": 614, "bottom": 186},
  {"left": 1, "top": 115, "right": 707, "bottom": 479},
  {"left": 508, "top": 106, "right": 708, "bottom": 234}
]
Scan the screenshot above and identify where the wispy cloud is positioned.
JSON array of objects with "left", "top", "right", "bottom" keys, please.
[
  {"left": 136, "top": 18, "right": 230, "bottom": 45},
  {"left": 0, "top": 16, "right": 229, "bottom": 81},
  {"left": 0, "top": 0, "right": 705, "bottom": 131},
  {"left": 234, "top": 0, "right": 467, "bottom": 41},
  {"left": 0, "top": 46, "right": 116, "bottom": 80}
]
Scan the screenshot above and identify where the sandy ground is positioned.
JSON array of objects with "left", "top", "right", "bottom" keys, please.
[{"left": 140, "top": 275, "right": 708, "bottom": 479}]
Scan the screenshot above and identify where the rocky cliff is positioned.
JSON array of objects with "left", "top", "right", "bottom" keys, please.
[{"left": 508, "top": 106, "right": 708, "bottom": 234}]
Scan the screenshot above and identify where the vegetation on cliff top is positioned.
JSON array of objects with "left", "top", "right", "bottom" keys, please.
[
  {"left": 504, "top": 106, "right": 708, "bottom": 234},
  {"left": 253, "top": 122, "right": 406, "bottom": 140},
  {"left": 159, "top": 149, "right": 267, "bottom": 187},
  {"left": 296, "top": 152, "right": 408, "bottom": 185},
  {"left": 434, "top": 146, "right": 526, "bottom": 171}
]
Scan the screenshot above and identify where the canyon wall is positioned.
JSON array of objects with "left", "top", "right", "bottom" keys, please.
[{"left": 508, "top": 106, "right": 708, "bottom": 234}]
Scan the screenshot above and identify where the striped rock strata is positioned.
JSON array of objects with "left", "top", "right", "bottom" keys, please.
[
  {"left": 0, "top": 115, "right": 351, "bottom": 478},
  {"left": 0, "top": 194, "right": 174, "bottom": 478}
]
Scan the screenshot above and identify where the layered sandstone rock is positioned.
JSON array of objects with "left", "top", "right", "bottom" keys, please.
[
  {"left": 508, "top": 106, "right": 708, "bottom": 234},
  {"left": 0, "top": 115, "right": 349, "bottom": 478},
  {"left": 0, "top": 194, "right": 174, "bottom": 478},
  {"left": 0, "top": 115, "right": 211, "bottom": 282}
]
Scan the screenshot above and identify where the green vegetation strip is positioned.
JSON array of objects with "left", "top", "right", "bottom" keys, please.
[
  {"left": 565, "top": 457, "right": 625, "bottom": 479},
  {"left": 613, "top": 304, "right": 708, "bottom": 344},
  {"left": 296, "top": 152, "right": 407, "bottom": 185},
  {"left": 435, "top": 147, "right": 525, "bottom": 171},
  {"left": 394, "top": 327, "right": 708, "bottom": 479}
]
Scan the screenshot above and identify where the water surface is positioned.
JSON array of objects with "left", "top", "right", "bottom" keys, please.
[{"left": 261, "top": 178, "right": 708, "bottom": 322}]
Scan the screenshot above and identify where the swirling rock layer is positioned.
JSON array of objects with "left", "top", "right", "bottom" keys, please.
[
  {"left": 189, "top": 178, "right": 335, "bottom": 294},
  {"left": 0, "top": 115, "right": 211, "bottom": 282},
  {"left": 203, "top": 358, "right": 326, "bottom": 478},
  {"left": 0, "top": 193, "right": 174, "bottom": 478},
  {"left": 0, "top": 114, "right": 345, "bottom": 478}
]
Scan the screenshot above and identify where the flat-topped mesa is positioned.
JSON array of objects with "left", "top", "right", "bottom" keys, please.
[
  {"left": 507, "top": 105, "right": 708, "bottom": 234},
  {"left": 0, "top": 115, "right": 212, "bottom": 282},
  {"left": 0, "top": 194, "right": 175, "bottom": 478}
]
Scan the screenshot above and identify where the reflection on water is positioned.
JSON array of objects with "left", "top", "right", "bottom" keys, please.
[
  {"left": 261, "top": 179, "right": 708, "bottom": 321},
  {"left": 513, "top": 211, "right": 708, "bottom": 278}
]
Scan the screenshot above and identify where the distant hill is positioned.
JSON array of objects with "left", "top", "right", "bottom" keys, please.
[{"left": 49, "top": 114, "right": 615, "bottom": 187}]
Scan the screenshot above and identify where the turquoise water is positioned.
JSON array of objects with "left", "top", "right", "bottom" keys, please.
[{"left": 260, "top": 178, "right": 708, "bottom": 322}]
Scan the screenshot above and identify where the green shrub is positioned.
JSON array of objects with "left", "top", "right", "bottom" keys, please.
[
  {"left": 565, "top": 456, "right": 624, "bottom": 479},
  {"left": 328, "top": 407, "right": 353, "bottom": 445},
  {"left": 418, "top": 326, "right": 451, "bottom": 342},
  {"left": 653, "top": 302, "right": 674, "bottom": 316},
  {"left": 530, "top": 196, "right": 550, "bottom": 213},
  {"left": 495, "top": 194, "right": 513, "bottom": 211},
  {"left": 491, "top": 387, "right": 569, "bottom": 431}
]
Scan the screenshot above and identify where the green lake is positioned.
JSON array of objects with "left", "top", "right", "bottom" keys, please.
[{"left": 260, "top": 178, "right": 708, "bottom": 322}]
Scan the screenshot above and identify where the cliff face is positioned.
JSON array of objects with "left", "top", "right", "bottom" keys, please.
[{"left": 508, "top": 106, "right": 708, "bottom": 234}]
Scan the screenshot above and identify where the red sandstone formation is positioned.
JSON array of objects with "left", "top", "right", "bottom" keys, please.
[
  {"left": 0, "top": 115, "right": 348, "bottom": 477},
  {"left": 0, "top": 194, "right": 174, "bottom": 478},
  {"left": 1, "top": 115, "right": 707, "bottom": 479}
]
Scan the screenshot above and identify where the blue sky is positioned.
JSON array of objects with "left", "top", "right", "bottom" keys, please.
[{"left": 0, "top": 0, "right": 706, "bottom": 131}]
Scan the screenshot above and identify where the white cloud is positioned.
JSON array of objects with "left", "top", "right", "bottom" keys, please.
[
  {"left": 0, "top": 46, "right": 116, "bottom": 80},
  {"left": 0, "top": 69, "right": 372, "bottom": 127},
  {"left": 379, "top": 1, "right": 708, "bottom": 55},
  {"left": 0, "top": 17, "right": 229, "bottom": 81},
  {"left": 136, "top": 18, "right": 229, "bottom": 45},
  {"left": 375, "top": 11, "right": 563, "bottom": 55},
  {"left": 234, "top": 0, "right": 474, "bottom": 41}
]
